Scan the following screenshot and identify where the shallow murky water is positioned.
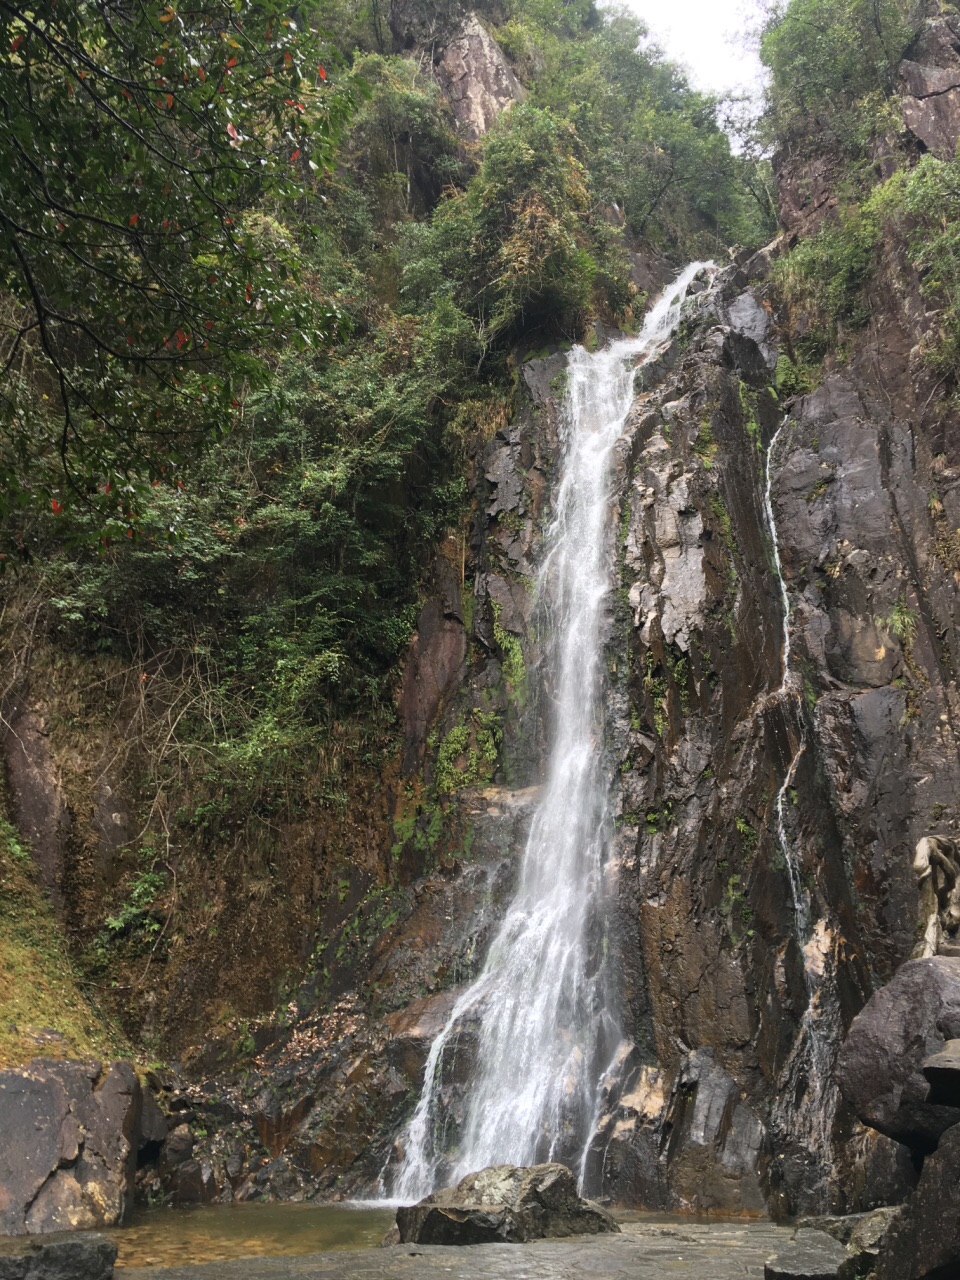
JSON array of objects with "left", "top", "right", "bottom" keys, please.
[{"left": 110, "top": 1203, "right": 396, "bottom": 1269}]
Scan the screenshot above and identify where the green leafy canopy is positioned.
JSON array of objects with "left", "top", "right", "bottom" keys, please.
[{"left": 0, "top": 0, "right": 359, "bottom": 536}]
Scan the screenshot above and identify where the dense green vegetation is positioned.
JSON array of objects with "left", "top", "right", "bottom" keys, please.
[
  {"left": 761, "top": 0, "right": 923, "bottom": 155},
  {"left": 0, "top": 0, "right": 357, "bottom": 526},
  {"left": 762, "top": 0, "right": 960, "bottom": 391}
]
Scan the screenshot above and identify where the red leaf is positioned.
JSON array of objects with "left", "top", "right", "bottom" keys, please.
[
  {"left": 129, "top": 212, "right": 140, "bottom": 226},
  {"left": 290, "top": 148, "right": 301, "bottom": 162},
  {"left": 50, "top": 498, "right": 63, "bottom": 514},
  {"left": 10, "top": 34, "right": 24, "bottom": 52},
  {"left": 154, "top": 55, "right": 164, "bottom": 66},
  {"left": 284, "top": 51, "right": 293, "bottom": 67},
  {"left": 318, "top": 64, "right": 327, "bottom": 80},
  {"left": 226, "top": 56, "right": 238, "bottom": 68},
  {"left": 197, "top": 66, "right": 206, "bottom": 82},
  {"left": 166, "top": 92, "right": 174, "bottom": 107}
]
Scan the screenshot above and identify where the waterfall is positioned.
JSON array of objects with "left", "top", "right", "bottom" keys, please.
[
  {"left": 391, "top": 262, "right": 713, "bottom": 1202},
  {"left": 763, "top": 421, "right": 839, "bottom": 1156}
]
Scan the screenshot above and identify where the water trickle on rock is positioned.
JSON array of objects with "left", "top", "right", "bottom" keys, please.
[
  {"left": 390, "top": 263, "right": 713, "bottom": 1201},
  {"left": 763, "top": 419, "right": 839, "bottom": 1158}
]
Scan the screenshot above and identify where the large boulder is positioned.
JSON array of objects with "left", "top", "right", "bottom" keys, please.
[
  {"left": 395, "top": 1163, "right": 620, "bottom": 1245},
  {"left": 836, "top": 957, "right": 960, "bottom": 1152},
  {"left": 0, "top": 1233, "right": 116, "bottom": 1279},
  {"left": 876, "top": 1123, "right": 960, "bottom": 1279},
  {"left": 0, "top": 1060, "right": 141, "bottom": 1235}
]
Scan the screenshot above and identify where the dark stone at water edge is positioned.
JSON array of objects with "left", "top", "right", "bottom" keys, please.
[
  {"left": 875, "top": 1123, "right": 960, "bottom": 1280},
  {"left": 922, "top": 1038, "right": 960, "bottom": 1107},
  {"left": 763, "top": 1228, "right": 852, "bottom": 1280},
  {"left": 0, "top": 1059, "right": 141, "bottom": 1234},
  {"left": 394, "top": 1163, "right": 620, "bottom": 1245},
  {"left": 0, "top": 1233, "right": 116, "bottom": 1279},
  {"left": 836, "top": 957, "right": 960, "bottom": 1153}
]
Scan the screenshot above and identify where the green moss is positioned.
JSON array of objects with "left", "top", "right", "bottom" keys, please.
[
  {"left": 735, "top": 816, "right": 758, "bottom": 859},
  {"left": 0, "top": 817, "right": 127, "bottom": 1068},
  {"left": 492, "top": 603, "right": 527, "bottom": 704},
  {"left": 643, "top": 650, "right": 669, "bottom": 739},
  {"left": 738, "top": 381, "right": 762, "bottom": 452},
  {"left": 435, "top": 710, "right": 502, "bottom": 794},
  {"left": 692, "top": 418, "right": 718, "bottom": 467},
  {"left": 805, "top": 470, "right": 835, "bottom": 502}
]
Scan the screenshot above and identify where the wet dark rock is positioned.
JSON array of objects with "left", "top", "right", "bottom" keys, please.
[
  {"left": 876, "top": 1123, "right": 960, "bottom": 1280},
  {"left": 139, "top": 1088, "right": 169, "bottom": 1150},
  {"left": 398, "top": 560, "right": 467, "bottom": 774},
  {"left": 837, "top": 957, "right": 960, "bottom": 1152},
  {"left": 0, "top": 1233, "right": 117, "bottom": 1280},
  {"left": 395, "top": 1163, "right": 620, "bottom": 1244},
  {"left": 158, "top": 1124, "right": 195, "bottom": 1176},
  {"left": 0, "top": 1059, "right": 141, "bottom": 1235},
  {"left": 801, "top": 1207, "right": 902, "bottom": 1274},
  {"left": 763, "top": 1228, "right": 852, "bottom": 1279},
  {"left": 383, "top": 989, "right": 463, "bottom": 1086},
  {"left": 171, "top": 1159, "right": 220, "bottom": 1205},
  {"left": 921, "top": 1038, "right": 960, "bottom": 1107}
]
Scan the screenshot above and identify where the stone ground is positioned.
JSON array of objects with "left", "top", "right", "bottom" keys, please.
[{"left": 120, "top": 1220, "right": 794, "bottom": 1279}]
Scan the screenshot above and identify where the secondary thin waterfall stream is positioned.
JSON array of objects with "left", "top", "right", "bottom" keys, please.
[
  {"left": 763, "top": 420, "right": 839, "bottom": 1156},
  {"left": 390, "top": 262, "right": 712, "bottom": 1201}
]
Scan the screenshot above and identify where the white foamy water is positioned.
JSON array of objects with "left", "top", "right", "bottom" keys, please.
[{"left": 390, "top": 263, "right": 713, "bottom": 1201}]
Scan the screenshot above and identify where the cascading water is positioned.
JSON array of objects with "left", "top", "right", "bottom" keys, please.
[
  {"left": 389, "top": 263, "right": 713, "bottom": 1202},
  {"left": 763, "top": 421, "right": 839, "bottom": 1156}
]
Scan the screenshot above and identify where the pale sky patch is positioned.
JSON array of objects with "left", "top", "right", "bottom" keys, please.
[{"left": 619, "top": 0, "right": 769, "bottom": 99}]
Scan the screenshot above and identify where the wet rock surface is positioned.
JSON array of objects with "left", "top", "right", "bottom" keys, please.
[
  {"left": 0, "top": 1060, "right": 141, "bottom": 1235},
  {"left": 395, "top": 1163, "right": 619, "bottom": 1244},
  {"left": 763, "top": 1228, "right": 851, "bottom": 1279},
  {"left": 837, "top": 957, "right": 960, "bottom": 1152},
  {"left": 875, "top": 1123, "right": 960, "bottom": 1280},
  {"left": 0, "top": 1233, "right": 117, "bottom": 1280},
  {"left": 119, "top": 1219, "right": 793, "bottom": 1280}
]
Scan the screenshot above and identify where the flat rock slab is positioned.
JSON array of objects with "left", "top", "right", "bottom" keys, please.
[
  {"left": 0, "top": 1232, "right": 116, "bottom": 1279},
  {"left": 118, "top": 1220, "right": 793, "bottom": 1279},
  {"left": 764, "top": 1229, "right": 851, "bottom": 1280}
]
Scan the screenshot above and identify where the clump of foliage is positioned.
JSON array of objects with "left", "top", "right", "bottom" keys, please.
[
  {"left": 0, "top": 0, "right": 359, "bottom": 532},
  {"left": 772, "top": 206, "right": 879, "bottom": 361},
  {"left": 761, "top": 0, "right": 924, "bottom": 154},
  {"left": 867, "top": 155, "right": 960, "bottom": 374},
  {"left": 773, "top": 150, "right": 960, "bottom": 382}
]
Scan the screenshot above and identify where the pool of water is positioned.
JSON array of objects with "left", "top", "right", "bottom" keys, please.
[{"left": 110, "top": 1202, "right": 397, "bottom": 1269}]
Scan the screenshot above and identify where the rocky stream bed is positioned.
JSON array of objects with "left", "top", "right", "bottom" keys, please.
[{"left": 117, "top": 1221, "right": 795, "bottom": 1280}]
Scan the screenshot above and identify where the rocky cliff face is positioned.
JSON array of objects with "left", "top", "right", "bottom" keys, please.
[{"left": 150, "top": 220, "right": 956, "bottom": 1214}]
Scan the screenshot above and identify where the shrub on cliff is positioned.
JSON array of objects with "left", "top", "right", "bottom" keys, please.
[{"left": 761, "top": 0, "right": 923, "bottom": 151}]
